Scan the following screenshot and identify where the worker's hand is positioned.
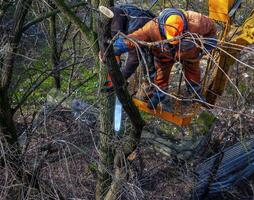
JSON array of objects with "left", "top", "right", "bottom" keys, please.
[
  {"left": 147, "top": 90, "right": 165, "bottom": 109},
  {"left": 113, "top": 37, "right": 129, "bottom": 56}
]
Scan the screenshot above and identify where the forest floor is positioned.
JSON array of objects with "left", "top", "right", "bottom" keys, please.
[
  {"left": 7, "top": 91, "right": 253, "bottom": 200},
  {"left": 13, "top": 107, "right": 195, "bottom": 200},
  {"left": 1, "top": 51, "right": 253, "bottom": 200}
]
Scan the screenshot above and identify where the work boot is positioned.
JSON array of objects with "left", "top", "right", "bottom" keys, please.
[
  {"left": 135, "top": 82, "right": 153, "bottom": 101},
  {"left": 186, "top": 81, "right": 207, "bottom": 105},
  {"left": 160, "top": 96, "right": 172, "bottom": 112},
  {"left": 147, "top": 92, "right": 172, "bottom": 112},
  {"left": 139, "top": 66, "right": 156, "bottom": 101},
  {"left": 147, "top": 91, "right": 165, "bottom": 110}
]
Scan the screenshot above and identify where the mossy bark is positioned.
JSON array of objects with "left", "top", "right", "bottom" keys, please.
[
  {"left": 49, "top": 2, "right": 61, "bottom": 89},
  {"left": 96, "top": 1, "right": 145, "bottom": 199},
  {"left": 95, "top": 0, "right": 115, "bottom": 199}
]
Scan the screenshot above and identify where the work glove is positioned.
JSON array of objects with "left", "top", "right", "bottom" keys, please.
[
  {"left": 175, "top": 40, "right": 201, "bottom": 61},
  {"left": 147, "top": 90, "right": 166, "bottom": 109},
  {"left": 203, "top": 36, "right": 217, "bottom": 54},
  {"left": 178, "top": 39, "right": 195, "bottom": 52},
  {"left": 162, "top": 43, "right": 176, "bottom": 54},
  {"left": 113, "top": 37, "right": 129, "bottom": 56}
]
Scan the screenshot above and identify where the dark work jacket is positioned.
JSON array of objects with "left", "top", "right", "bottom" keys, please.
[
  {"left": 110, "top": 5, "right": 155, "bottom": 37},
  {"left": 110, "top": 5, "right": 155, "bottom": 78}
]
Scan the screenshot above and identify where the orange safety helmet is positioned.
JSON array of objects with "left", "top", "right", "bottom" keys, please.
[{"left": 164, "top": 15, "right": 184, "bottom": 44}]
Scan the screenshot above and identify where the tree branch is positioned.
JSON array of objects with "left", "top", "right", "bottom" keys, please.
[
  {"left": 22, "top": 1, "right": 86, "bottom": 32},
  {"left": 51, "top": 0, "right": 98, "bottom": 53},
  {"left": 13, "top": 59, "right": 90, "bottom": 113}
]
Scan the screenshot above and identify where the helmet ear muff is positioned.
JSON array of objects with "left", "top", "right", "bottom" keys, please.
[{"left": 164, "top": 15, "right": 184, "bottom": 44}]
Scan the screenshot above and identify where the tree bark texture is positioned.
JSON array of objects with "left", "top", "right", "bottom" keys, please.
[
  {"left": 96, "top": 1, "right": 145, "bottom": 199},
  {"left": 97, "top": 6, "right": 145, "bottom": 157},
  {"left": 95, "top": 0, "right": 114, "bottom": 200},
  {"left": 0, "top": 0, "right": 32, "bottom": 145},
  {"left": 49, "top": 2, "right": 61, "bottom": 89},
  {"left": 0, "top": 0, "right": 42, "bottom": 198},
  {"left": 95, "top": 1, "right": 115, "bottom": 199}
]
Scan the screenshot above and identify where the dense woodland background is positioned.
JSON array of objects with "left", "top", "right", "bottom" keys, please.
[{"left": 0, "top": 0, "right": 254, "bottom": 199}]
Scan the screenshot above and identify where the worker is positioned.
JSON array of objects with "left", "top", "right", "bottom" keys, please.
[
  {"left": 100, "top": 4, "right": 155, "bottom": 88},
  {"left": 113, "top": 8, "right": 217, "bottom": 109}
]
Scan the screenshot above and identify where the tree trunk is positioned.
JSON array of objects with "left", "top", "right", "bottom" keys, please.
[
  {"left": 49, "top": 2, "right": 61, "bottom": 89},
  {"left": 0, "top": 0, "right": 33, "bottom": 198},
  {"left": 0, "top": 0, "right": 32, "bottom": 145},
  {"left": 0, "top": 88, "right": 17, "bottom": 145},
  {"left": 96, "top": 1, "right": 145, "bottom": 199},
  {"left": 95, "top": 1, "right": 115, "bottom": 199},
  {"left": 97, "top": 2, "right": 145, "bottom": 158}
]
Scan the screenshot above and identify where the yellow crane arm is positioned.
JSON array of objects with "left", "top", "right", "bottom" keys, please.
[{"left": 206, "top": 0, "right": 254, "bottom": 104}]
